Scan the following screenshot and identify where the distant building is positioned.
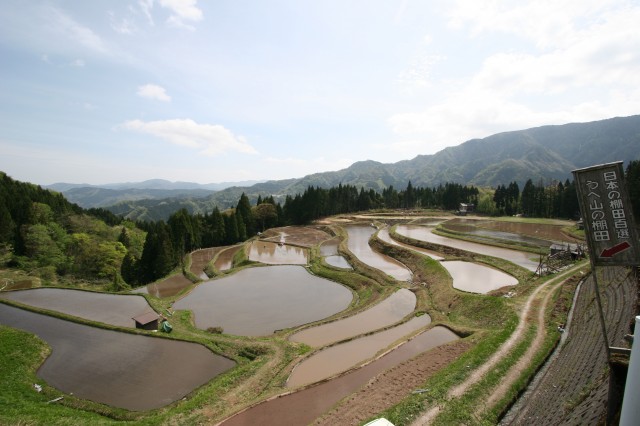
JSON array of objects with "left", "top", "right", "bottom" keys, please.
[
  {"left": 457, "top": 203, "right": 475, "bottom": 216},
  {"left": 132, "top": 312, "right": 160, "bottom": 330}
]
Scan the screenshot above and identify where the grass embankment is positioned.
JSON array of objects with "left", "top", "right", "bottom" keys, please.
[{"left": 369, "top": 221, "right": 589, "bottom": 425}]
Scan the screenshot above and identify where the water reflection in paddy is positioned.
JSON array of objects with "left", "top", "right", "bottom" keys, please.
[
  {"left": 320, "top": 238, "right": 340, "bottom": 256},
  {"left": 325, "top": 255, "right": 352, "bottom": 269},
  {"left": 247, "top": 241, "right": 308, "bottom": 264},
  {"left": 173, "top": 265, "right": 352, "bottom": 336},
  {"left": 444, "top": 261, "right": 518, "bottom": 293},
  {"left": 0, "top": 288, "right": 152, "bottom": 327},
  {"left": 396, "top": 224, "right": 539, "bottom": 271},
  {"left": 221, "top": 326, "right": 458, "bottom": 426},
  {"left": 346, "top": 226, "right": 412, "bottom": 281},
  {"left": 215, "top": 245, "right": 241, "bottom": 271},
  {"left": 378, "top": 228, "right": 443, "bottom": 260},
  {"left": 0, "top": 304, "right": 235, "bottom": 411},
  {"left": 132, "top": 273, "right": 193, "bottom": 298},
  {"left": 443, "top": 218, "right": 551, "bottom": 247},
  {"left": 287, "top": 314, "right": 431, "bottom": 388},
  {"left": 290, "top": 288, "right": 416, "bottom": 347}
]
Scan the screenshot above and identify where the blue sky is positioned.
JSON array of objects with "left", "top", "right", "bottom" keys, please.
[{"left": 1, "top": 0, "right": 639, "bottom": 185}]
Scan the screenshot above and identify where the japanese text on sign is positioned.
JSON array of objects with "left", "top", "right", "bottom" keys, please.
[{"left": 573, "top": 162, "right": 639, "bottom": 266}]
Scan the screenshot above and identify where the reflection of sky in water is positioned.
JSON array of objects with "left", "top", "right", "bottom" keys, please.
[
  {"left": 173, "top": 265, "right": 352, "bottom": 336},
  {"left": 325, "top": 255, "right": 352, "bottom": 269},
  {"left": 443, "top": 261, "right": 517, "bottom": 294},
  {"left": 346, "top": 226, "right": 412, "bottom": 281},
  {"left": 395, "top": 225, "right": 539, "bottom": 272},
  {"left": 290, "top": 288, "right": 416, "bottom": 347}
]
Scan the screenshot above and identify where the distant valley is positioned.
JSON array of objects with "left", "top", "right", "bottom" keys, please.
[{"left": 48, "top": 115, "right": 640, "bottom": 221}]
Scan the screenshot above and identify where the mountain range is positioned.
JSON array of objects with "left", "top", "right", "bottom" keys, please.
[{"left": 49, "top": 115, "right": 640, "bottom": 221}]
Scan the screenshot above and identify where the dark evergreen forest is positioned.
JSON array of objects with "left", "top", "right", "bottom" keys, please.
[{"left": 2, "top": 161, "right": 639, "bottom": 287}]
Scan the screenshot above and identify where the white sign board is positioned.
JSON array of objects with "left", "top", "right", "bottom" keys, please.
[{"left": 573, "top": 162, "right": 639, "bottom": 266}]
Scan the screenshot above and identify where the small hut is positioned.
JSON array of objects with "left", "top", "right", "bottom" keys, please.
[{"left": 132, "top": 312, "right": 160, "bottom": 330}]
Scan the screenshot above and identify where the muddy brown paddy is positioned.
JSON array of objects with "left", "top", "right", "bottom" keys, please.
[
  {"left": 221, "top": 326, "right": 459, "bottom": 426},
  {"left": 287, "top": 314, "right": 432, "bottom": 388},
  {"left": 290, "top": 288, "right": 417, "bottom": 347},
  {"left": 173, "top": 265, "right": 352, "bottom": 336},
  {"left": 0, "top": 288, "right": 152, "bottom": 327},
  {"left": 0, "top": 303, "right": 235, "bottom": 411}
]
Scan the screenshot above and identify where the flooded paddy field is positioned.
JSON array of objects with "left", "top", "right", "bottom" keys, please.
[
  {"left": 0, "top": 288, "right": 152, "bottom": 327},
  {"left": 481, "top": 219, "right": 577, "bottom": 242},
  {"left": 346, "top": 225, "right": 412, "bottom": 281},
  {"left": 378, "top": 227, "right": 443, "bottom": 260},
  {"left": 287, "top": 314, "right": 432, "bottom": 388},
  {"left": 290, "top": 288, "right": 417, "bottom": 347},
  {"left": 173, "top": 265, "right": 352, "bottom": 336},
  {"left": 221, "top": 326, "right": 459, "bottom": 426},
  {"left": 215, "top": 245, "right": 242, "bottom": 271},
  {"left": 396, "top": 224, "right": 539, "bottom": 271},
  {"left": 320, "top": 237, "right": 352, "bottom": 269},
  {"left": 324, "top": 255, "right": 352, "bottom": 269},
  {"left": 442, "top": 218, "right": 552, "bottom": 247},
  {"left": 0, "top": 303, "right": 235, "bottom": 411},
  {"left": 319, "top": 237, "right": 340, "bottom": 256},
  {"left": 380, "top": 227, "right": 516, "bottom": 293},
  {"left": 132, "top": 273, "right": 193, "bottom": 298},
  {"left": 444, "top": 261, "right": 518, "bottom": 293},
  {"left": 247, "top": 240, "right": 308, "bottom": 265},
  {"left": 190, "top": 247, "right": 226, "bottom": 279}
]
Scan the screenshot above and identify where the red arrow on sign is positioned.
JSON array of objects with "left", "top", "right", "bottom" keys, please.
[{"left": 600, "top": 241, "right": 632, "bottom": 258}]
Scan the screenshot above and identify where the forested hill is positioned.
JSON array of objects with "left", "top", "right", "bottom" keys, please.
[
  {"left": 99, "top": 115, "right": 640, "bottom": 221},
  {"left": 0, "top": 172, "right": 136, "bottom": 288}
]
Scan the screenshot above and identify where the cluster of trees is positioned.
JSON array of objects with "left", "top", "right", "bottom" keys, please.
[
  {"left": 122, "top": 194, "right": 283, "bottom": 285},
  {"left": 481, "top": 160, "right": 640, "bottom": 219},
  {"left": 3, "top": 161, "right": 639, "bottom": 288},
  {"left": 283, "top": 182, "right": 479, "bottom": 224},
  {"left": 484, "top": 179, "right": 580, "bottom": 219},
  {"left": 0, "top": 172, "right": 137, "bottom": 286}
]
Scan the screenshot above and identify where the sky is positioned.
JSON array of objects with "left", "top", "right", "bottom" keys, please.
[{"left": 1, "top": 0, "right": 640, "bottom": 186}]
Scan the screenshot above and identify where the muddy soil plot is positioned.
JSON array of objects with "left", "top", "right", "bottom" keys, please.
[{"left": 260, "top": 226, "right": 332, "bottom": 247}]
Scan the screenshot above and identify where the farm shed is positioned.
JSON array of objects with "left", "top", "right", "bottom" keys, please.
[{"left": 132, "top": 311, "right": 160, "bottom": 330}]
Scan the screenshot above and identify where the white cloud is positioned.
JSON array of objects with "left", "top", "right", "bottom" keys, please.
[
  {"left": 47, "top": 6, "right": 108, "bottom": 54},
  {"left": 139, "top": 0, "right": 155, "bottom": 25},
  {"left": 159, "top": 0, "right": 203, "bottom": 28},
  {"left": 70, "top": 58, "right": 85, "bottom": 67},
  {"left": 388, "top": 0, "right": 640, "bottom": 154},
  {"left": 122, "top": 119, "right": 258, "bottom": 156},
  {"left": 137, "top": 84, "right": 172, "bottom": 102}
]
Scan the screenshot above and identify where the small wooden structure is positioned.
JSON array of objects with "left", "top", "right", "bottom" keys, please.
[
  {"left": 456, "top": 203, "right": 475, "bottom": 216},
  {"left": 132, "top": 312, "right": 160, "bottom": 330}
]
